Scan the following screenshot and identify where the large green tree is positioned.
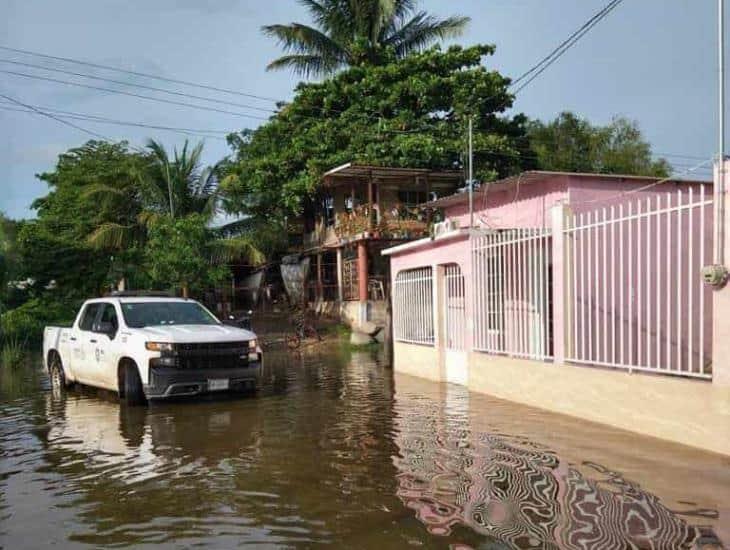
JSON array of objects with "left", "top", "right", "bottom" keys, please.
[
  {"left": 222, "top": 44, "right": 532, "bottom": 222},
  {"left": 263, "top": 0, "right": 469, "bottom": 76},
  {"left": 17, "top": 141, "right": 147, "bottom": 295},
  {"left": 528, "top": 112, "right": 671, "bottom": 177}
]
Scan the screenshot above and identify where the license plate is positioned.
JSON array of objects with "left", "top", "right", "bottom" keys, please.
[{"left": 208, "top": 378, "right": 229, "bottom": 391}]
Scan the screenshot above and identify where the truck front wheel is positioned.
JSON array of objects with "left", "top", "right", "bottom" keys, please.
[{"left": 123, "top": 362, "right": 147, "bottom": 406}]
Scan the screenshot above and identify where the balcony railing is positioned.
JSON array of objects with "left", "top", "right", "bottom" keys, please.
[
  {"left": 303, "top": 205, "right": 432, "bottom": 248},
  {"left": 334, "top": 205, "right": 430, "bottom": 242}
]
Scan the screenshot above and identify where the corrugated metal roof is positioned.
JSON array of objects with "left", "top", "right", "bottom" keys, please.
[
  {"left": 424, "top": 170, "right": 713, "bottom": 209},
  {"left": 321, "top": 162, "right": 463, "bottom": 186}
]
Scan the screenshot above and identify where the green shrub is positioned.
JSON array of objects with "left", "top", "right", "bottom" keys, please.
[{"left": 0, "top": 297, "right": 78, "bottom": 348}]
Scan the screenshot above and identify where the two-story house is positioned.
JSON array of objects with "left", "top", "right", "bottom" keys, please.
[{"left": 299, "top": 162, "right": 463, "bottom": 328}]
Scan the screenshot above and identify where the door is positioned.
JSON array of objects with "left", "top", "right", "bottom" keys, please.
[
  {"left": 443, "top": 264, "right": 467, "bottom": 385},
  {"left": 91, "top": 303, "right": 121, "bottom": 390},
  {"left": 71, "top": 302, "right": 103, "bottom": 385}
]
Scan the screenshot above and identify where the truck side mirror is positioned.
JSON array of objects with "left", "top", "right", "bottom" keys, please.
[{"left": 93, "top": 321, "right": 116, "bottom": 338}]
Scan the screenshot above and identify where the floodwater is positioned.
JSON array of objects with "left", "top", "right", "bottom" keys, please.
[{"left": 1, "top": 342, "right": 729, "bottom": 549}]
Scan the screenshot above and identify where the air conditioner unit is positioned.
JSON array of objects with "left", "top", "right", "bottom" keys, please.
[{"left": 433, "top": 218, "right": 460, "bottom": 238}]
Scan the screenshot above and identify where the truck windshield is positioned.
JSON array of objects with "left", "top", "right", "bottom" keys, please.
[{"left": 120, "top": 302, "right": 220, "bottom": 328}]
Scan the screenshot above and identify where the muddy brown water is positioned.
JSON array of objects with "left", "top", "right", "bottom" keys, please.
[{"left": 1, "top": 340, "right": 729, "bottom": 549}]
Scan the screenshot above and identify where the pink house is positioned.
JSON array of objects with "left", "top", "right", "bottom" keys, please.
[{"left": 383, "top": 170, "right": 730, "bottom": 456}]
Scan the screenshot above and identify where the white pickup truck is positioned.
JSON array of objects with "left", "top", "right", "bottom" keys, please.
[{"left": 43, "top": 293, "right": 262, "bottom": 405}]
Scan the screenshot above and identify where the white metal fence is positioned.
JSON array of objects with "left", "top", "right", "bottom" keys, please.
[
  {"left": 443, "top": 264, "right": 466, "bottom": 350},
  {"left": 472, "top": 229, "right": 553, "bottom": 360},
  {"left": 564, "top": 186, "right": 713, "bottom": 378},
  {"left": 393, "top": 267, "right": 434, "bottom": 345}
]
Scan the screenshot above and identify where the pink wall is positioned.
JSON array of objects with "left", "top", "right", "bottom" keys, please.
[{"left": 445, "top": 177, "right": 567, "bottom": 229}]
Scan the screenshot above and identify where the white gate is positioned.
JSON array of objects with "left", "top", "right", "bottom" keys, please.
[
  {"left": 443, "top": 264, "right": 466, "bottom": 350},
  {"left": 564, "top": 185, "right": 713, "bottom": 378},
  {"left": 442, "top": 263, "right": 467, "bottom": 385},
  {"left": 471, "top": 229, "right": 553, "bottom": 361}
]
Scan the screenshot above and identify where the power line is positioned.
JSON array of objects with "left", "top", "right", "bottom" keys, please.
[
  {"left": 0, "top": 99, "right": 232, "bottom": 133},
  {"left": 513, "top": 0, "right": 624, "bottom": 95},
  {"left": 0, "top": 44, "right": 281, "bottom": 104},
  {"left": 4, "top": 98, "right": 702, "bottom": 172},
  {"left": 0, "top": 58, "right": 277, "bottom": 114},
  {"left": 0, "top": 69, "right": 271, "bottom": 121},
  {"left": 510, "top": 0, "right": 623, "bottom": 91},
  {"left": 0, "top": 89, "right": 115, "bottom": 143},
  {"left": 0, "top": 0, "right": 624, "bottom": 134},
  {"left": 0, "top": 104, "right": 229, "bottom": 141}
]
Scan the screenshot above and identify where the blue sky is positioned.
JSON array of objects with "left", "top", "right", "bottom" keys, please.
[{"left": 0, "top": 0, "right": 722, "bottom": 219}]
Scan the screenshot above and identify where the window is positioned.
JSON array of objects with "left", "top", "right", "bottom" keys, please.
[
  {"left": 397, "top": 190, "right": 429, "bottom": 209},
  {"left": 393, "top": 267, "right": 434, "bottom": 345},
  {"left": 78, "top": 303, "right": 102, "bottom": 331},
  {"left": 97, "top": 304, "right": 119, "bottom": 334},
  {"left": 121, "top": 301, "right": 220, "bottom": 328},
  {"left": 321, "top": 195, "right": 335, "bottom": 227}
]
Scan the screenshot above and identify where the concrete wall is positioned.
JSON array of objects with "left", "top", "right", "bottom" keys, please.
[
  {"left": 339, "top": 300, "right": 387, "bottom": 328},
  {"left": 393, "top": 342, "right": 440, "bottom": 381},
  {"left": 391, "top": 341, "right": 730, "bottom": 455},
  {"left": 468, "top": 352, "right": 730, "bottom": 456}
]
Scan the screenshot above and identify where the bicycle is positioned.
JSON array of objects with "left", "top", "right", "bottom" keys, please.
[{"left": 286, "top": 307, "right": 322, "bottom": 350}]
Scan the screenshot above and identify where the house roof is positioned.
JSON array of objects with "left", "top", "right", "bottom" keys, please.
[
  {"left": 424, "top": 170, "right": 713, "bottom": 209},
  {"left": 321, "top": 162, "right": 463, "bottom": 188}
]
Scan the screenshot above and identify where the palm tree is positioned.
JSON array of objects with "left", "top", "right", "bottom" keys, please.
[
  {"left": 262, "top": 0, "right": 470, "bottom": 77},
  {"left": 86, "top": 140, "right": 265, "bottom": 282}
]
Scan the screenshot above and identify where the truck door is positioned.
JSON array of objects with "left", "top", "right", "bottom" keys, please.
[
  {"left": 90, "top": 303, "right": 121, "bottom": 390},
  {"left": 72, "top": 303, "right": 103, "bottom": 385}
]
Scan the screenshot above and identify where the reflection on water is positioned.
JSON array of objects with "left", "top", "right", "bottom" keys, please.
[
  {"left": 0, "top": 344, "right": 727, "bottom": 548},
  {"left": 393, "top": 385, "right": 719, "bottom": 548}
]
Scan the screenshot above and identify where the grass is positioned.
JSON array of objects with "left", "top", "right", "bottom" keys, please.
[{"left": 1, "top": 338, "right": 27, "bottom": 369}]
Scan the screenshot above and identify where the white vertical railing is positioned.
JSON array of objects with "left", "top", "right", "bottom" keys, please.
[
  {"left": 472, "top": 228, "right": 552, "bottom": 360},
  {"left": 393, "top": 267, "right": 434, "bottom": 345},
  {"left": 565, "top": 185, "right": 713, "bottom": 378},
  {"left": 444, "top": 264, "right": 466, "bottom": 350}
]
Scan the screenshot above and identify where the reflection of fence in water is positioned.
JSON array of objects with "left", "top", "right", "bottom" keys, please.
[{"left": 392, "top": 398, "right": 717, "bottom": 547}]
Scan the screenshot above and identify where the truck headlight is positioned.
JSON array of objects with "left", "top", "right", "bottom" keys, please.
[
  {"left": 146, "top": 342, "right": 174, "bottom": 352},
  {"left": 248, "top": 339, "right": 259, "bottom": 362}
]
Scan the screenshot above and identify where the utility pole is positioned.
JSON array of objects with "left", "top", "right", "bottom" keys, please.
[
  {"left": 166, "top": 162, "right": 175, "bottom": 219},
  {"left": 468, "top": 116, "right": 474, "bottom": 229},
  {"left": 718, "top": 0, "right": 726, "bottom": 265}
]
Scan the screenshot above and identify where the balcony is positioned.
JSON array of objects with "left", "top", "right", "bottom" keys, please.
[{"left": 334, "top": 205, "right": 430, "bottom": 243}]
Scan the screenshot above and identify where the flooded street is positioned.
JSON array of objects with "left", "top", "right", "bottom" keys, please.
[{"left": 1, "top": 340, "right": 729, "bottom": 549}]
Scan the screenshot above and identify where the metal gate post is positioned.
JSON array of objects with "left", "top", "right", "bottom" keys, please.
[
  {"left": 551, "top": 203, "right": 573, "bottom": 365},
  {"left": 713, "top": 160, "right": 730, "bottom": 386}
]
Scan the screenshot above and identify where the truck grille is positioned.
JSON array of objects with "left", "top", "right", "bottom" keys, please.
[{"left": 168, "top": 341, "right": 250, "bottom": 369}]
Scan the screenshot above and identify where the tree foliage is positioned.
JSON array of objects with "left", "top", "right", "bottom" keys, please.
[
  {"left": 527, "top": 112, "right": 671, "bottom": 177},
  {"left": 86, "top": 138, "right": 221, "bottom": 252},
  {"left": 0, "top": 213, "right": 19, "bottom": 311},
  {"left": 222, "top": 44, "right": 532, "bottom": 222},
  {"left": 144, "top": 214, "right": 225, "bottom": 296},
  {"left": 16, "top": 141, "right": 147, "bottom": 296},
  {"left": 14, "top": 139, "right": 265, "bottom": 302},
  {"left": 263, "top": 0, "right": 469, "bottom": 76}
]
